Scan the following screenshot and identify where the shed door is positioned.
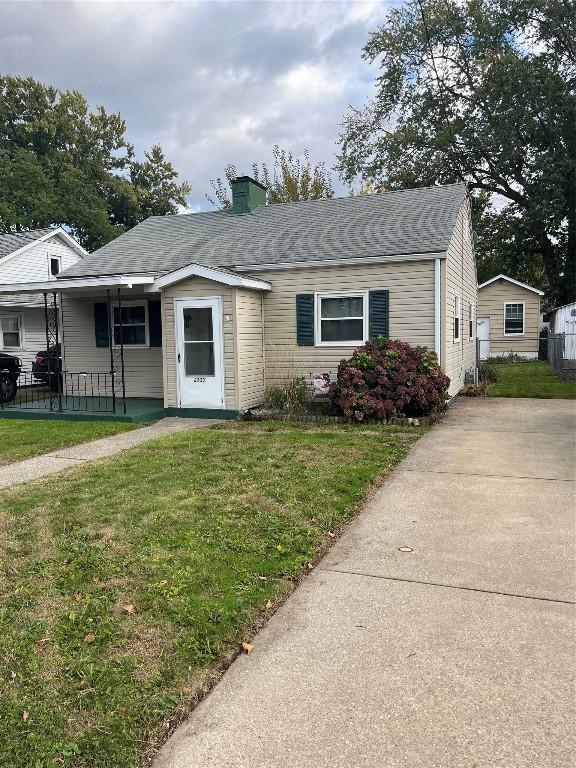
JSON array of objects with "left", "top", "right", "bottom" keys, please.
[
  {"left": 477, "top": 316, "right": 490, "bottom": 359},
  {"left": 176, "top": 298, "right": 224, "bottom": 409}
]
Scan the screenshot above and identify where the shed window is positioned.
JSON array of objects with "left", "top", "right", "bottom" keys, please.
[
  {"left": 453, "top": 295, "right": 461, "bottom": 342},
  {"left": 1, "top": 316, "right": 22, "bottom": 348},
  {"left": 112, "top": 302, "right": 149, "bottom": 346},
  {"left": 315, "top": 293, "right": 367, "bottom": 346},
  {"left": 504, "top": 303, "right": 524, "bottom": 335}
]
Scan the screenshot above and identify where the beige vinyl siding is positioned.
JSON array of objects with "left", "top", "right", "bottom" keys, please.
[
  {"left": 162, "top": 277, "right": 236, "bottom": 409},
  {"left": 246, "top": 260, "right": 436, "bottom": 386},
  {"left": 477, "top": 280, "right": 540, "bottom": 355},
  {"left": 60, "top": 293, "right": 163, "bottom": 399},
  {"left": 443, "top": 199, "right": 477, "bottom": 395},
  {"left": 234, "top": 288, "right": 265, "bottom": 409}
]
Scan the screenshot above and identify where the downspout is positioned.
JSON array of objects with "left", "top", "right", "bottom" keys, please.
[{"left": 434, "top": 257, "right": 441, "bottom": 366}]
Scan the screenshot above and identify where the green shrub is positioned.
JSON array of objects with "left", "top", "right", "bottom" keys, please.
[
  {"left": 263, "top": 376, "right": 309, "bottom": 413},
  {"left": 479, "top": 363, "right": 498, "bottom": 384}
]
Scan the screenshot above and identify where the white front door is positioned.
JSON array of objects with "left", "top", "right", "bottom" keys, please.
[
  {"left": 176, "top": 298, "right": 224, "bottom": 408},
  {"left": 477, "top": 316, "right": 490, "bottom": 359}
]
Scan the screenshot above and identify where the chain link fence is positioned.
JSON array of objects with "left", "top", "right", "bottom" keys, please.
[
  {"left": 547, "top": 334, "right": 576, "bottom": 381},
  {"left": 476, "top": 333, "right": 576, "bottom": 382}
]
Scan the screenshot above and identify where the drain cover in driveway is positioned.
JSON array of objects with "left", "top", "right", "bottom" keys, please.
[{"left": 398, "top": 546, "right": 414, "bottom": 552}]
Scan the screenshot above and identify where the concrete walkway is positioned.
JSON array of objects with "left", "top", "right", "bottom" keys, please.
[
  {"left": 0, "top": 417, "right": 218, "bottom": 489},
  {"left": 154, "top": 398, "right": 576, "bottom": 768}
]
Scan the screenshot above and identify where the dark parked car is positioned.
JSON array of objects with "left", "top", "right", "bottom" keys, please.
[
  {"left": 0, "top": 351, "right": 22, "bottom": 404},
  {"left": 32, "top": 344, "right": 62, "bottom": 390}
]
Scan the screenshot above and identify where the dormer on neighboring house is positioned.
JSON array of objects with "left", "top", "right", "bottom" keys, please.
[{"left": 0, "top": 228, "right": 86, "bottom": 368}]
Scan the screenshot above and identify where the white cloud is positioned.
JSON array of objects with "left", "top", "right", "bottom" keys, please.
[{"left": 0, "top": 0, "right": 391, "bottom": 209}]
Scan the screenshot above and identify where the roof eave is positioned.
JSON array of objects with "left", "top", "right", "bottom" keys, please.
[
  {"left": 233, "top": 251, "right": 447, "bottom": 272},
  {"left": 478, "top": 274, "right": 544, "bottom": 296},
  {"left": 152, "top": 263, "right": 272, "bottom": 291}
]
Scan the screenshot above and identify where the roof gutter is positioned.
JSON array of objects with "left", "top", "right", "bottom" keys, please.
[{"left": 233, "top": 251, "right": 446, "bottom": 272}]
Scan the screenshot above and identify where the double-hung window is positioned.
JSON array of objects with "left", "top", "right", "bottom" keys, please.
[
  {"left": 469, "top": 303, "right": 474, "bottom": 339},
  {"left": 504, "top": 302, "right": 524, "bottom": 335},
  {"left": 453, "top": 295, "right": 461, "bottom": 342},
  {"left": 112, "top": 302, "right": 149, "bottom": 346},
  {"left": 1, "top": 316, "right": 22, "bottom": 349},
  {"left": 315, "top": 292, "right": 368, "bottom": 346}
]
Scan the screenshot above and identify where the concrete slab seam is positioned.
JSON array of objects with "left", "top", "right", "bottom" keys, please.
[{"left": 318, "top": 567, "right": 576, "bottom": 606}]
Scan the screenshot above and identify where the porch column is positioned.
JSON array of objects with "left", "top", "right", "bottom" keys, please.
[
  {"left": 116, "top": 287, "right": 127, "bottom": 414},
  {"left": 43, "top": 291, "right": 63, "bottom": 412},
  {"left": 106, "top": 288, "right": 127, "bottom": 415}
]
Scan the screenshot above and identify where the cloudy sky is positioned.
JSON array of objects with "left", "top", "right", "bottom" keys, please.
[{"left": 0, "top": 0, "right": 394, "bottom": 210}]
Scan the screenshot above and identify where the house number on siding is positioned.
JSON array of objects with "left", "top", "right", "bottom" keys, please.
[{"left": 193, "top": 377, "right": 206, "bottom": 383}]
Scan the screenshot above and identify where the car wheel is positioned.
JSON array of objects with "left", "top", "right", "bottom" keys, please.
[{"left": 0, "top": 372, "right": 17, "bottom": 404}]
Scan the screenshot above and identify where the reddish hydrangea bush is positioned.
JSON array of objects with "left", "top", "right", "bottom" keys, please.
[{"left": 331, "top": 338, "right": 450, "bottom": 421}]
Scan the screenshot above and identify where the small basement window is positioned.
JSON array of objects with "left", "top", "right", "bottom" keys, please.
[
  {"left": 1, "top": 316, "right": 22, "bottom": 348},
  {"left": 453, "top": 295, "right": 461, "bottom": 342},
  {"left": 315, "top": 293, "right": 367, "bottom": 346},
  {"left": 50, "top": 256, "right": 61, "bottom": 277},
  {"left": 112, "top": 302, "right": 149, "bottom": 346},
  {"left": 504, "top": 302, "right": 524, "bottom": 335}
]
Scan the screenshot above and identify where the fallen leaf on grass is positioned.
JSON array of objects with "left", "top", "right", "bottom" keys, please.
[
  {"left": 22, "top": 711, "right": 29, "bottom": 721},
  {"left": 307, "top": 562, "right": 314, "bottom": 570},
  {"left": 265, "top": 600, "right": 273, "bottom": 610},
  {"left": 83, "top": 633, "right": 96, "bottom": 644},
  {"left": 73, "top": 593, "right": 82, "bottom": 603},
  {"left": 241, "top": 642, "right": 254, "bottom": 654},
  {"left": 326, "top": 531, "right": 336, "bottom": 539},
  {"left": 121, "top": 603, "right": 136, "bottom": 615}
]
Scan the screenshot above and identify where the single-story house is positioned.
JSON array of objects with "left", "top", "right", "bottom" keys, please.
[
  {"left": 0, "top": 180, "right": 477, "bottom": 418},
  {"left": 0, "top": 227, "right": 86, "bottom": 369},
  {"left": 477, "top": 275, "right": 544, "bottom": 359}
]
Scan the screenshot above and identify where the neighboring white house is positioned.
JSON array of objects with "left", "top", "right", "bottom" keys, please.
[{"left": 0, "top": 228, "right": 86, "bottom": 369}]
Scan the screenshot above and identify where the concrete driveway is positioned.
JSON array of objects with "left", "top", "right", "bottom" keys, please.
[{"left": 154, "top": 398, "right": 576, "bottom": 768}]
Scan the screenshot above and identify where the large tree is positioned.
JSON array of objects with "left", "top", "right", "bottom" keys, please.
[
  {"left": 0, "top": 76, "right": 191, "bottom": 250},
  {"left": 207, "top": 145, "right": 334, "bottom": 209},
  {"left": 338, "top": 0, "right": 575, "bottom": 305}
]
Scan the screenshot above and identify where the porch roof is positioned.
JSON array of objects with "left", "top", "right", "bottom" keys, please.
[
  {"left": 0, "top": 274, "right": 155, "bottom": 295},
  {"left": 0, "top": 262, "right": 271, "bottom": 295}
]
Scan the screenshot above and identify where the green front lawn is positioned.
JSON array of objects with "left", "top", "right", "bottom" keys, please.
[
  {"left": 487, "top": 361, "right": 576, "bottom": 399},
  {"left": 0, "top": 419, "right": 137, "bottom": 466},
  {"left": 0, "top": 421, "right": 424, "bottom": 768}
]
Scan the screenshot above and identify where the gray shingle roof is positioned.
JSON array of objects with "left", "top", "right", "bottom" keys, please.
[
  {"left": 60, "top": 184, "right": 466, "bottom": 279},
  {"left": 0, "top": 228, "right": 57, "bottom": 260}
]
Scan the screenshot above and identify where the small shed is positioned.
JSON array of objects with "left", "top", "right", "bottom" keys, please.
[
  {"left": 477, "top": 275, "right": 543, "bottom": 359},
  {"left": 549, "top": 302, "right": 576, "bottom": 361}
]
